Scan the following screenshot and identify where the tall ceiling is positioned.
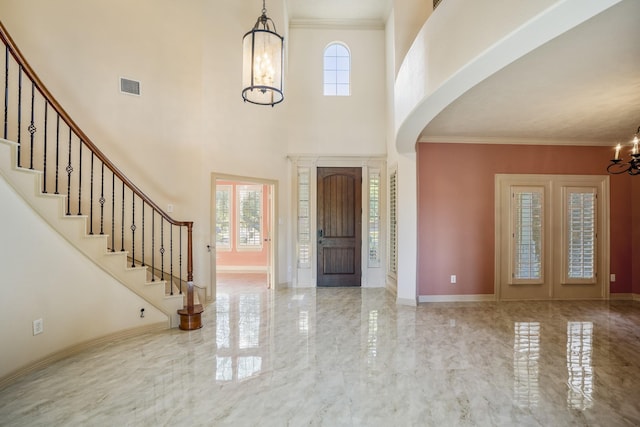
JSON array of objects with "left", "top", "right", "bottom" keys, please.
[
  {"left": 288, "top": 0, "right": 640, "bottom": 146},
  {"left": 420, "top": 0, "right": 640, "bottom": 146}
]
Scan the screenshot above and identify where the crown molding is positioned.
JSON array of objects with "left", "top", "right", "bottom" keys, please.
[
  {"left": 418, "top": 135, "right": 616, "bottom": 147},
  {"left": 289, "top": 19, "right": 385, "bottom": 30}
]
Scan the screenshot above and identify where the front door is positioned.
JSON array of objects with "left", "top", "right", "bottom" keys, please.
[{"left": 317, "top": 167, "right": 362, "bottom": 287}]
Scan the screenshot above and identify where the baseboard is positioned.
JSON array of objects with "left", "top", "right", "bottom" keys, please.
[
  {"left": 419, "top": 294, "right": 496, "bottom": 303},
  {"left": 397, "top": 296, "right": 418, "bottom": 306},
  {"left": 635, "top": 293, "right": 640, "bottom": 302},
  {"left": 609, "top": 293, "right": 633, "bottom": 300},
  {"left": 0, "top": 321, "right": 167, "bottom": 391},
  {"left": 217, "top": 266, "right": 268, "bottom": 273}
]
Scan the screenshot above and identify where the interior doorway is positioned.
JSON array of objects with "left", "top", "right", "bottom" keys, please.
[{"left": 211, "top": 173, "right": 277, "bottom": 302}]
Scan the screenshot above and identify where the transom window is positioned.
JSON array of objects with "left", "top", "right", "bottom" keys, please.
[{"left": 323, "top": 43, "right": 350, "bottom": 96}]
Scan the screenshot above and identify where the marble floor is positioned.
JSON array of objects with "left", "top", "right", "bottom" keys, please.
[{"left": 1, "top": 283, "right": 640, "bottom": 427}]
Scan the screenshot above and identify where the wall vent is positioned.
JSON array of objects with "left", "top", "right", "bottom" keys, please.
[{"left": 120, "top": 77, "right": 141, "bottom": 96}]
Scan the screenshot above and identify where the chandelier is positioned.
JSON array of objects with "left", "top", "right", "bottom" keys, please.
[
  {"left": 608, "top": 126, "right": 640, "bottom": 175},
  {"left": 242, "top": 0, "right": 284, "bottom": 106}
]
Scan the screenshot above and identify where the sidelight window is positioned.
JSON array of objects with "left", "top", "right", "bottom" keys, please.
[
  {"left": 297, "top": 168, "right": 311, "bottom": 268},
  {"left": 368, "top": 170, "right": 381, "bottom": 267},
  {"left": 389, "top": 169, "right": 398, "bottom": 275}
]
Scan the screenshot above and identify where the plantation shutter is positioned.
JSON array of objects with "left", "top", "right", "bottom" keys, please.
[
  {"left": 511, "top": 186, "right": 544, "bottom": 283},
  {"left": 368, "top": 170, "right": 381, "bottom": 267},
  {"left": 389, "top": 170, "right": 398, "bottom": 275},
  {"left": 215, "top": 186, "right": 232, "bottom": 249},
  {"left": 297, "top": 168, "right": 311, "bottom": 268},
  {"left": 564, "top": 187, "right": 596, "bottom": 283},
  {"left": 237, "top": 185, "right": 262, "bottom": 248}
]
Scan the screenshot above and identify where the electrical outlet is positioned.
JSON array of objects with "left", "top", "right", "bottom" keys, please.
[
  {"left": 167, "top": 204, "right": 174, "bottom": 213},
  {"left": 33, "top": 318, "right": 43, "bottom": 335},
  {"left": 450, "top": 275, "right": 457, "bottom": 284},
  {"left": 610, "top": 274, "right": 616, "bottom": 282}
]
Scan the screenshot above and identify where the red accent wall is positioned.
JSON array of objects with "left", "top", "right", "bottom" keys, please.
[
  {"left": 216, "top": 181, "right": 269, "bottom": 268},
  {"left": 633, "top": 178, "right": 640, "bottom": 294},
  {"left": 416, "top": 143, "right": 633, "bottom": 296}
]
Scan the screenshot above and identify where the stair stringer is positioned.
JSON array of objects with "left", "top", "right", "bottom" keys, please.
[{"left": 0, "top": 138, "right": 184, "bottom": 327}]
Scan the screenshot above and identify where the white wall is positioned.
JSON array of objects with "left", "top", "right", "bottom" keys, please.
[
  {"left": 394, "top": 0, "right": 623, "bottom": 153},
  {"left": 0, "top": 174, "right": 167, "bottom": 380},
  {"left": 0, "top": 0, "right": 388, "bottom": 297},
  {"left": 285, "top": 26, "right": 387, "bottom": 156}
]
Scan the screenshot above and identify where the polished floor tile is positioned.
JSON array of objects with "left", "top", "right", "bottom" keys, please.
[{"left": 1, "top": 284, "right": 639, "bottom": 426}]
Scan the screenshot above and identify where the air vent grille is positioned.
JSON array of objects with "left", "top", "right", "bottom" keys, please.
[{"left": 120, "top": 78, "right": 141, "bottom": 96}]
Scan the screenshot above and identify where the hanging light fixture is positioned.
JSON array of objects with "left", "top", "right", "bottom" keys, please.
[
  {"left": 242, "top": 0, "right": 284, "bottom": 106},
  {"left": 608, "top": 125, "right": 640, "bottom": 175}
]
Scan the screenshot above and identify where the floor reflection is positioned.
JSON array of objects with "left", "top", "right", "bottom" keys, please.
[
  {"left": 513, "top": 321, "right": 540, "bottom": 408},
  {"left": 567, "top": 321, "right": 594, "bottom": 410},
  {"left": 215, "top": 291, "right": 265, "bottom": 382},
  {"left": 367, "top": 309, "right": 379, "bottom": 372}
]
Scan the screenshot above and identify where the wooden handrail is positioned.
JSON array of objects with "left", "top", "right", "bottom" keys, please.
[
  {"left": 0, "top": 20, "right": 201, "bottom": 329},
  {"left": 0, "top": 21, "right": 189, "bottom": 229}
]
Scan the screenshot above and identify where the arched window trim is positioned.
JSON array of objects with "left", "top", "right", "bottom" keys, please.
[{"left": 323, "top": 42, "right": 351, "bottom": 97}]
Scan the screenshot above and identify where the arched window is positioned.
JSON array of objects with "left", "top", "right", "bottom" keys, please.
[{"left": 323, "top": 43, "right": 350, "bottom": 96}]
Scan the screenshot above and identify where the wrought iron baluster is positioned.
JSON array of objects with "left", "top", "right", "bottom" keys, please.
[
  {"left": 121, "top": 181, "right": 125, "bottom": 252},
  {"left": 42, "top": 102, "right": 48, "bottom": 193},
  {"left": 17, "top": 65, "right": 21, "bottom": 167},
  {"left": 111, "top": 172, "right": 115, "bottom": 252},
  {"left": 170, "top": 225, "right": 173, "bottom": 295},
  {"left": 141, "top": 201, "right": 145, "bottom": 267},
  {"left": 99, "top": 163, "right": 105, "bottom": 235},
  {"left": 3, "top": 45, "right": 7, "bottom": 139},
  {"left": 131, "top": 192, "right": 136, "bottom": 267},
  {"left": 151, "top": 211, "right": 155, "bottom": 281},
  {"left": 28, "top": 81, "right": 35, "bottom": 169},
  {"left": 54, "top": 115, "right": 60, "bottom": 194},
  {"left": 160, "top": 217, "right": 165, "bottom": 281},
  {"left": 65, "top": 128, "right": 72, "bottom": 215},
  {"left": 77, "top": 141, "right": 82, "bottom": 215},
  {"left": 179, "top": 226, "right": 183, "bottom": 294},
  {"left": 89, "top": 152, "right": 94, "bottom": 234}
]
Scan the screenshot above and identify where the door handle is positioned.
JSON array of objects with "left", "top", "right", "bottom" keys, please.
[{"left": 318, "top": 229, "right": 323, "bottom": 238}]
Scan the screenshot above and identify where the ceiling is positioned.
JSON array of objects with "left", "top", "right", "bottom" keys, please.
[
  {"left": 420, "top": 0, "right": 640, "bottom": 145},
  {"left": 287, "top": 0, "right": 640, "bottom": 146}
]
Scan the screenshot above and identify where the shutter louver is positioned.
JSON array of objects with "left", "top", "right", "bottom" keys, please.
[
  {"left": 237, "top": 185, "right": 262, "bottom": 248},
  {"left": 389, "top": 171, "right": 398, "bottom": 275},
  {"left": 512, "top": 187, "right": 543, "bottom": 282},
  {"left": 368, "top": 171, "right": 381, "bottom": 267},
  {"left": 297, "top": 169, "right": 311, "bottom": 268},
  {"left": 216, "top": 186, "right": 232, "bottom": 249},
  {"left": 565, "top": 188, "right": 596, "bottom": 281}
]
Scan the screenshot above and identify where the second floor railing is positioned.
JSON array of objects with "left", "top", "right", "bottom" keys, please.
[{"left": 0, "top": 20, "right": 194, "bottom": 301}]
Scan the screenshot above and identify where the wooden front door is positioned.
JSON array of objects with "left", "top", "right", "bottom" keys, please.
[{"left": 317, "top": 167, "right": 362, "bottom": 287}]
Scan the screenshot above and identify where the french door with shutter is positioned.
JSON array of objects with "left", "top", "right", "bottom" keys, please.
[{"left": 496, "top": 174, "right": 609, "bottom": 300}]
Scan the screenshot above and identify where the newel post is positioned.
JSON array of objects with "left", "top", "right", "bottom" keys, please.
[{"left": 178, "top": 222, "right": 204, "bottom": 330}]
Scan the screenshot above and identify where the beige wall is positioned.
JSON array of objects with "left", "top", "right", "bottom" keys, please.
[
  {"left": 285, "top": 26, "right": 387, "bottom": 155},
  {"left": 0, "top": 0, "right": 388, "bottom": 290},
  {"left": 0, "top": 174, "right": 167, "bottom": 380}
]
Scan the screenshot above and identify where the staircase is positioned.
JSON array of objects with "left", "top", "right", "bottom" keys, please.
[{"left": 0, "top": 21, "right": 202, "bottom": 329}]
